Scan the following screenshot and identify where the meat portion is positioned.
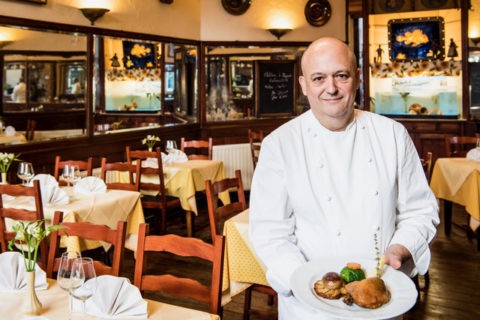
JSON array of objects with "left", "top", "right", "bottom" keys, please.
[
  {"left": 314, "top": 272, "right": 346, "bottom": 299},
  {"left": 343, "top": 277, "right": 391, "bottom": 309}
]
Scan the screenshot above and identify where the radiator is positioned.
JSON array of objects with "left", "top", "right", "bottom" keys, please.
[{"left": 212, "top": 143, "right": 254, "bottom": 190}]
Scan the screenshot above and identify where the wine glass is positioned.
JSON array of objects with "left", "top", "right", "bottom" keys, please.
[
  {"left": 57, "top": 251, "right": 82, "bottom": 319},
  {"left": 17, "top": 161, "right": 34, "bottom": 185},
  {"left": 165, "top": 140, "right": 177, "bottom": 153},
  {"left": 62, "top": 165, "right": 80, "bottom": 187},
  {"left": 70, "top": 257, "right": 97, "bottom": 315}
]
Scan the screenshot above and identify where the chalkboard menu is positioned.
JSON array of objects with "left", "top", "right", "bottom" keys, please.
[
  {"left": 255, "top": 60, "right": 296, "bottom": 116},
  {"left": 470, "top": 62, "right": 480, "bottom": 106}
]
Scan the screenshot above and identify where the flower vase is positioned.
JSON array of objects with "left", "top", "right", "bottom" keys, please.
[
  {"left": 0, "top": 172, "right": 7, "bottom": 184},
  {"left": 22, "top": 271, "right": 42, "bottom": 316},
  {"left": 148, "top": 147, "right": 153, "bottom": 152}
]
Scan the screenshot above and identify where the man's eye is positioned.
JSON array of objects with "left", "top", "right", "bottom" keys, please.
[
  {"left": 336, "top": 74, "right": 349, "bottom": 80},
  {"left": 312, "top": 76, "right": 324, "bottom": 82}
]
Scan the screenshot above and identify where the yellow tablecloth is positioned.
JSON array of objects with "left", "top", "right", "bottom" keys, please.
[
  {"left": 430, "top": 158, "right": 480, "bottom": 231},
  {"left": 222, "top": 209, "right": 269, "bottom": 301},
  {"left": 0, "top": 278, "right": 219, "bottom": 320},
  {"left": 5, "top": 187, "right": 145, "bottom": 252},
  {"left": 0, "top": 132, "right": 26, "bottom": 144}
]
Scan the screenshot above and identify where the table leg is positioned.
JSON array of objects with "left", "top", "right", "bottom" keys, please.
[
  {"left": 477, "top": 228, "right": 480, "bottom": 251},
  {"left": 443, "top": 200, "right": 452, "bottom": 236},
  {"left": 185, "top": 211, "right": 195, "bottom": 238}
]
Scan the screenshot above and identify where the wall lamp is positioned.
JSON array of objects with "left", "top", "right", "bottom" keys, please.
[
  {"left": 267, "top": 28, "right": 292, "bottom": 40},
  {"left": 470, "top": 37, "right": 480, "bottom": 47},
  {"left": 80, "top": 8, "right": 110, "bottom": 25},
  {"left": 0, "top": 40, "right": 13, "bottom": 49}
]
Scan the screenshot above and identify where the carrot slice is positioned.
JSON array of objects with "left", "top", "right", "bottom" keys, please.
[{"left": 346, "top": 262, "right": 362, "bottom": 270}]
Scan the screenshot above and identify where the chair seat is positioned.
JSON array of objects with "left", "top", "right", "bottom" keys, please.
[{"left": 141, "top": 194, "right": 180, "bottom": 206}]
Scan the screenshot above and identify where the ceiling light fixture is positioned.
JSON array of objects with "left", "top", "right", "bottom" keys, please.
[{"left": 79, "top": 8, "right": 110, "bottom": 26}]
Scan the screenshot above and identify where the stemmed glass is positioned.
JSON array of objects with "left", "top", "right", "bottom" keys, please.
[
  {"left": 70, "top": 257, "right": 97, "bottom": 315},
  {"left": 62, "top": 165, "right": 80, "bottom": 187},
  {"left": 17, "top": 161, "right": 34, "bottom": 185},
  {"left": 165, "top": 140, "right": 177, "bottom": 153},
  {"left": 57, "top": 251, "right": 82, "bottom": 319}
]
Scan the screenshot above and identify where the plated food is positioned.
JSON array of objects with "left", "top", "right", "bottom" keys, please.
[
  {"left": 313, "top": 262, "right": 391, "bottom": 309},
  {"left": 290, "top": 258, "right": 417, "bottom": 319}
]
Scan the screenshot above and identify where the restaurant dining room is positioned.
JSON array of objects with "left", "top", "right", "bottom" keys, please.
[{"left": 0, "top": 0, "right": 479, "bottom": 319}]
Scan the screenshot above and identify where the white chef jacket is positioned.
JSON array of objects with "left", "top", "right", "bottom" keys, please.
[{"left": 249, "top": 109, "right": 439, "bottom": 319}]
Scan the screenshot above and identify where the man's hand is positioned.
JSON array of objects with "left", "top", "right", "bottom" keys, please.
[{"left": 384, "top": 244, "right": 411, "bottom": 270}]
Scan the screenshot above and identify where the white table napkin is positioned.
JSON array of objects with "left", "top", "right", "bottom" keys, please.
[
  {"left": 72, "top": 275, "right": 147, "bottom": 319},
  {"left": 31, "top": 174, "right": 69, "bottom": 205},
  {"left": 74, "top": 176, "right": 107, "bottom": 194},
  {"left": 466, "top": 148, "right": 480, "bottom": 161},
  {"left": 5, "top": 125, "right": 16, "bottom": 136},
  {"left": 0, "top": 252, "right": 47, "bottom": 293},
  {"left": 162, "top": 149, "right": 188, "bottom": 165}
]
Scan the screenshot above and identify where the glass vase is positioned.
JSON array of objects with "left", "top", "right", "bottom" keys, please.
[
  {"left": 0, "top": 172, "right": 7, "bottom": 184},
  {"left": 22, "top": 270, "right": 42, "bottom": 316}
]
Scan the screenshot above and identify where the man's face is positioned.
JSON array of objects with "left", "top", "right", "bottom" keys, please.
[{"left": 299, "top": 43, "right": 360, "bottom": 127}]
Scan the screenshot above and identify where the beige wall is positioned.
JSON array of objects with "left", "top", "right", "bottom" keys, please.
[{"left": 0, "top": 0, "right": 346, "bottom": 42}]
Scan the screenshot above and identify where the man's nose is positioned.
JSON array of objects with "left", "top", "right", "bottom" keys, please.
[{"left": 324, "top": 76, "right": 338, "bottom": 95}]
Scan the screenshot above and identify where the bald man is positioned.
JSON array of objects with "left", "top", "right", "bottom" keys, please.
[{"left": 249, "top": 37, "right": 439, "bottom": 319}]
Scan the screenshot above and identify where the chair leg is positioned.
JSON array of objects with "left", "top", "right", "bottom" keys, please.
[
  {"left": 243, "top": 286, "right": 253, "bottom": 320},
  {"left": 185, "top": 211, "right": 195, "bottom": 237},
  {"left": 444, "top": 200, "right": 452, "bottom": 236}
]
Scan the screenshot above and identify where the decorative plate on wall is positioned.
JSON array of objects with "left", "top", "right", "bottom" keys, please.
[
  {"left": 380, "top": 0, "right": 406, "bottom": 12},
  {"left": 221, "top": 0, "right": 252, "bottom": 16},
  {"left": 421, "top": 0, "right": 448, "bottom": 9},
  {"left": 304, "top": 0, "right": 331, "bottom": 27}
]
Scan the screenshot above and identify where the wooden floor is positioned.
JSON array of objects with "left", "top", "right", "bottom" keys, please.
[{"left": 117, "top": 197, "right": 480, "bottom": 320}]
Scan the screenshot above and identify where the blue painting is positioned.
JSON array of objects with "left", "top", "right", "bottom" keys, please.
[
  {"left": 122, "top": 41, "right": 157, "bottom": 69},
  {"left": 388, "top": 17, "right": 445, "bottom": 61}
]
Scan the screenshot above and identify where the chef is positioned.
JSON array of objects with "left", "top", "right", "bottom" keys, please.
[{"left": 249, "top": 37, "right": 439, "bottom": 319}]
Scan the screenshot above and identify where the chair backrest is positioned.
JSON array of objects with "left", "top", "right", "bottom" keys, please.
[
  {"left": 100, "top": 157, "right": 141, "bottom": 191},
  {"left": 0, "top": 180, "right": 48, "bottom": 268},
  {"left": 134, "top": 223, "right": 225, "bottom": 316},
  {"left": 205, "top": 169, "right": 247, "bottom": 242},
  {"left": 248, "top": 129, "right": 264, "bottom": 169},
  {"left": 46, "top": 211, "right": 126, "bottom": 278},
  {"left": 421, "top": 151, "right": 433, "bottom": 182},
  {"left": 444, "top": 136, "right": 477, "bottom": 157},
  {"left": 54, "top": 155, "right": 93, "bottom": 186},
  {"left": 180, "top": 137, "right": 213, "bottom": 160},
  {"left": 125, "top": 146, "right": 166, "bottom": 198},
  {"left": 26, "top": 119, "right": 36, "bottom": 141}
]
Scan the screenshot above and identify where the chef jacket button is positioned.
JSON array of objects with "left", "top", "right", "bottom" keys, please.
[
  {"left": 336, "top": 231, "right": 341, "bottom": 236},
  {"left": 313, "top": 133, "right": 318, "bottom": 138},
  {"left": 361, "top": 125, "right": 366, "bottom": 130},
  {"left": 368, "top": 158, "right": 373, "bottom": 163},
  {"left": 320, "top": 163, "right": 324, "bottom": 168},
  {"left": 327, "top": 196, "right": 332, "bottom": 202},
  {"left": 374, "top": 190, "right": 379, "bottom": 196}
]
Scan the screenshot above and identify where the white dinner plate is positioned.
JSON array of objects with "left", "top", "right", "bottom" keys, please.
[{"left": 290, "top": 258, "right": 417, "bottom": 319}]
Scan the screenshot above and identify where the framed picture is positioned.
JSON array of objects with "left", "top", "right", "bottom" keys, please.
[
  {"left": 122, "top": 41, "right": 157, "bottom": 69},
  {"left": 388, "top": 17, "right": 445, "bottom": 61}
]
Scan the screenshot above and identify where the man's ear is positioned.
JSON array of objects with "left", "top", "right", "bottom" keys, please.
[{"left": 299, "top": 75, "right": 308, "bottom": 96}]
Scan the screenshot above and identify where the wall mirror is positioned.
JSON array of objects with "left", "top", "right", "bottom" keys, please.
[
  {"left": 204, "top": 44, "right": 307, "bottom": 122},
  {"left": 0, "top": 24, "right": 87, "bottom": 143},
  {"left": 93, "top": 36, "right": 198, "bottom": 133}
]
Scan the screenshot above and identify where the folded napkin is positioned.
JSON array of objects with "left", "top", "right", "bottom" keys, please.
[
  {"left": 142, "top": 157, "right": 159, "bottom": 168},
  {"left": 162, "top": 149, "right": 188, "bottom": 165},
  {"left": 72, "top": 275, "right": 147, "bottom": 319},
  {"left": 0, "top": 252, "right": 47, "bottom": 293},
  {"left": 31, "top": 174, "right": 69, "bottom": 205},
  {"left": 74, "top": 176, "right": 107, "bottom": 194},
  {"left": 5, "top": 125, "right": 15, "bottom": 136},
  {"left": 466, "top": 148, "right": 480, "bottom": 161}
]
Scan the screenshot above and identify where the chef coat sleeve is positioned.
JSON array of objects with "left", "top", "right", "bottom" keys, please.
[{"left": 249, "top": 132, "right": 307, "bottom": 296}]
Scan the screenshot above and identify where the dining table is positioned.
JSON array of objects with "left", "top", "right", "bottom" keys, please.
[
  {"left": 222, "top": 208, "right": 269, "bottom": 302},
  {"left": 0, "top": 278, "right": 220, "bottom": 320},
  {"left": 0, "top": 132, "right": 27, "bottom": 144},
  {"left": 4, "top": 186, "right": 145, "bottom": 252},
  {"left": 429, "top": 157, "right": 480, "bottom": 249}
]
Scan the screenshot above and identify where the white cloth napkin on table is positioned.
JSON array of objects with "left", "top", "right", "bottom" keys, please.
[
  {"left": 31, "top": 174, "right": 69, "bottom": 205},
  {"left": 72, "top": 275, "right": 148, "bottom": 319},
  {"left": 0, "top": 252, "right": 47, "bottom": 292},
  {"left": 74, "top": 176, "right": 107, "bottom": 194},
  {"left": 466, "top": 148, "right": 480, "bottom": 161},
  {"left": 162, "top": 149, "right": 188, "bottom": 165},
  {"left": 4, "top": 126, "right": 16, "bottom": 136}
]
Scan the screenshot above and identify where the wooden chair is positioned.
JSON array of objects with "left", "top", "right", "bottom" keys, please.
[
  {"left": 421, "top": 151, "right": 433, "bottom": 182},
  {"left": 180, "top": 137, "right": 213, "bottom": 160},
  {"left": 25, "top": 119, "right": 36, "bottom": 141},
  {"left": 100, "top": 157, "right": 141, "bottom": 191},
  {"left": 444, "top": 136, "right": 477, "bottom": 157},
  {"left": 248, "top": 129, "right": 264, "bottom": 169},
  {"left": 125, "top": 146, "right": 181, "bottom": 233},
  {"left": 205, "top": 169, "right": 247, "bottom": 243},
  {"left": 205, "top": 170, "right": 277, "bottom": 320},
  {"left": 54, "top": 155, "right": 93, "bottom": 186},
  {"left": 0, "top": 180, "right": 48, "bottom": 269},
  {"left": 46, "top": 211, "right": 126, "bottom": 278},
  {"left": 134, "top": 223, "right": 225, "bottom": 316}
]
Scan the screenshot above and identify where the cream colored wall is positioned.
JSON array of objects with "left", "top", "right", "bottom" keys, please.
[{"left": 0, "top": 0, "right": 346, "bottom": 42}]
